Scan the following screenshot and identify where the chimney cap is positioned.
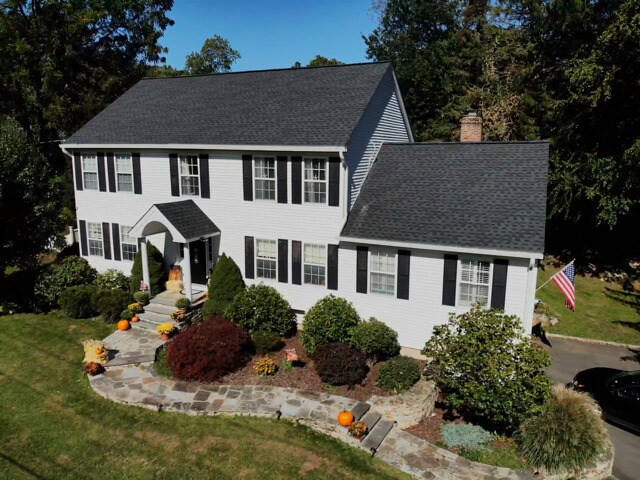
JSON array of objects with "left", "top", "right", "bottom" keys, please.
[{"left": 465, "top": 110, "right": 478, "bottom": 117}]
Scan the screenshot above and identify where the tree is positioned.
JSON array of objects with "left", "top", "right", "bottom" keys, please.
[
  {"left": 0, "top": 117, "right": 62, "bottom": 273},
  {"left": 185, "top": 35, "right": 240, "bottom": 74},
  {"left": 201, "top": 253, "right": 245, "bottom": 316},
  {"left": 292, "top": 55, "right": 344, "bottom": 68}
]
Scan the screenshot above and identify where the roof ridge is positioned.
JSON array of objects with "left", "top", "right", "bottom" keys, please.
[
  {"left": 382, "top": 140, "right": 549, "bottom": 145},
  {"left": 142, "top": 61, "right": 391, "bottom": 81}
]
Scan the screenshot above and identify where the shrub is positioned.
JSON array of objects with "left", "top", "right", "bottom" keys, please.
[
  {"left": 94, "top": 269, "right": 129, "bottom": 292},
  {"left": 313, "top": 343, "right": 368, "bottom": 386},
  {"left": 377, "top": 356, "right": 421, "bottom": 393},
  {"left": 35, "top": 256, "right": 97, "bottom": 309},
  {"left": 202, "top": 253, "right": 245, "bottom": 316},
  {"left": 133, "top": 291, "right": 149, "bottom": 305},
  {"left": 175, "top": 297, "right": 191, "bottom": 309},
  {"left": 59, "top": 285, "right": 96, "bottom": 319},
  {"left": 302, "top": 295, "right": 360, "bottom": 355},
  {"left": 252, "top": 331, "right": 284, "bottom": 354},
  {"left": 253, "top": 357, "right": 277, "bottom": 376},
  {"left": 120, "top": 309, "right": 133, "bottom": 320},
  {"left": 167, "top": 315, "right": 251, "bottom": 382},
  {"left": 518, "top": 385, "right": 610, "bottom": 473},
  {"left": 94, "top": 289, "right": 131, "bottom": 322},
  {"left": 130, "top": 241, "right": 167, "bottom": 296},
  {"left": 441, "top": 424, "right": 493, "bottom": 450},
  {"left": 225, "top": 284, "right": 296, "bottom": 336},
  {"left": 128, "top": 302, "right": 143, "bottom": 314},
  {"left": 422, "top": 305, "right": 552, "bottom": 432},
  {"left": 351, "top": 317, "right": 400, "bottom": 366}
]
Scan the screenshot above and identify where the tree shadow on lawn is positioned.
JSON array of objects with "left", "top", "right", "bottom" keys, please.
[{"left": 605, "top": 287, "right": 640, "bottom": 314}]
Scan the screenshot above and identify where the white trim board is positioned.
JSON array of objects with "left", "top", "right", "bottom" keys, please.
[
  {"left": 339, "top": 236, "right": 544, "bottom": 260},
  {"left": 62, "top": 144, "right": 347, "bottom": 153}
]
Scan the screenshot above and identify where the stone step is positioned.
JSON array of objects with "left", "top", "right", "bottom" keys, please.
[
  {"left": 139, "top": 311, "right": 171, "bottom": 324},
  {"left": 150, "top": 295, "right": 180, "bottom": 307},
  {"left": 144, "top": 303, "right": 176, "bottom": 315},
  {"left": 362, "top": 419, "right": 395, "bottom": 453},
  {"left": 131, "top": 319, "right": 163, "bottom": 332},
  {"left": 105, "top": 353, "right": 156, "bottom": 368},
  {"left": 351, "top": 402, "right": 371, "bottom": 421},
  {"left": 360, "top": 411, "right": 382, "bottom": 433}
]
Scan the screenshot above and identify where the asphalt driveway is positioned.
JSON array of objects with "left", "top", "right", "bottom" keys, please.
[{"left": 540, "top": 336, "right": 640, "bottom": 480}]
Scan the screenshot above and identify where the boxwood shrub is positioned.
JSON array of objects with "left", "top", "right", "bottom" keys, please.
[
  {"left": 302, "top": 295, "right": 360, "bottom": 355},
  {"left": 350, "top": 317, "right": 400, "bottom": 365},
  {"left": 94, "top": 289, "right": 131, "bottom": 323},
  {"left": 377, "top": 356, "right": 421, "bottom": 393},
  {"left": 313, "top": 342, "right": 368, "bottom": 386},
  {"left": 59, "top": 285, "right": 97, "bottom": 319},
  {"left": 225, "top": 284, "right": 296, "bottom": 336},
  {"left": 251, "top": 331, "right": 284, "bottom": 354}
]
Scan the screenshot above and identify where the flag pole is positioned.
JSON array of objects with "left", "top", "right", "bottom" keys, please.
[{"left": 535, "top": 259, "right": 575, "bottom": 292}]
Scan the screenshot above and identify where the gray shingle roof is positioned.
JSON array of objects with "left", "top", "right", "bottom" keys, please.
[
  {"left": 341, "top": 142, "right": 549, "bottom": 253},
  {"left": 155, "top": 200, "right": 219, "bottom": 240},
  {"left": 65, "top": 62, "right": 392, "bottom": 146}
]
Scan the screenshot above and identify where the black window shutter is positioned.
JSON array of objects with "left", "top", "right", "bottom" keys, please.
[
  {"left": 278, "top": 239, "right": 288, "bottom": 283},
  {"left": 491, "top": 259, "right": 509, "bottom": 310},
  {"left": 102, "top": 222, "right": 111, "bottom": 260},
  {"left": 277, "top": 156, "right": 288, "bottom": 204},
  {"left": 199, "top": 153, "right": 210, "bottom": 198},
  {"left": 112, "top": 223, "right": 121, "bottom": 261},
  {"left": 132, "top": 152, "right": 142, "bottom": 194},
  {"left": 106, "top": 152, "right": 116, "bottom": 192},
  {"left": 397, "top": 250, "right": 411, "bottom": 300},
  {"left": 328, "top": 244, "right": 339, "bottom": 290},
  {"left": 97, "top": 152, "right": 106, "bottom": 192},
  {"left": 242, "top": 155, "right": 253, "bottom": 201},
  {"left": 356, "top": 246, "right": 368, "bottom": 293},
  {"left": 328, "top": 156, "right": 340, "bottom": 207},
  {"left": 442, "top": 254, "right": 458, "bottom": 306},
  {"left": 244, "top": 236, "right": 254, "bottom": 279},
  {"left": 74, "top": 152, "right": 83, "bottom": 191},
  {"left": 292, "top": 240, "right": 302, "bottom": 285},
  {"left": 291, "top": 156, "right": 302, "bottom": 204},
  {"left": 169, "top": 154, "right": 179, "bottom": 196},
  {"left": 79, "top": 220, "right": 88, "bottom": 256}
]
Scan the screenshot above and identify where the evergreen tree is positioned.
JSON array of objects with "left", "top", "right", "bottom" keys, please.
[
  {"left": 130, "top": 241, "right": 167, "bottom": 296},
  {"left": 202, "top": 254, "right": 245, "bottom": 316}
]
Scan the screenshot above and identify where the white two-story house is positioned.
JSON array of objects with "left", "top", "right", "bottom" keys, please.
[{"left": 61, "top": 62, "right": 548, "bottom": 352}]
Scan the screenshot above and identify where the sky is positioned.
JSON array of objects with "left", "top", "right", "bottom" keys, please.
[{"left": 161, "top": 0, "right": 380, "bottom": 71}]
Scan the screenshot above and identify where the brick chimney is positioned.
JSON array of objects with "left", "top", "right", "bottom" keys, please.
[{"left": 460, "top": 111, "right": 482, "bottom": 142}]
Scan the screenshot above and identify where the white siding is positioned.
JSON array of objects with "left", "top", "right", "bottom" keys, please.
[{"left": 344, "top": 68, "right": 411, "bottom": 208}]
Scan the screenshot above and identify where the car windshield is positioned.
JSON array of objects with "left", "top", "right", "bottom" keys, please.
[{"left": 607, "top": 370, "right": 640, "bottom": 389}]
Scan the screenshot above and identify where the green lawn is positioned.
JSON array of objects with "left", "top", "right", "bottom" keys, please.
[
  {"left": 0, "top": 313, "right": 408, "bottom": 480},
  {"left": 537, "top": 266, "right": 640, "bottom": 345}
]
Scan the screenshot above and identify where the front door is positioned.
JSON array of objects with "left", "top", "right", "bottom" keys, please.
[{"left": 189, "top": 240, "right": 207, "bottom": 285}]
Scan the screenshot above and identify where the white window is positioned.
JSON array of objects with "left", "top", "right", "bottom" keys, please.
[
  {"left": 304, "top": 243, "right": 326, "bottom": 286},
  {"left": 304, "top": 158, "right": 327, "bottom": 204},
  {"left": 179, "top": 155, "right": 200, "bottom": 196},
  {"left": 256, "top": 239, "right": 277, "bottom": 279},
  {"left": 87, "top": 222, "right": 103, "bottom": 256},
  {"left": 120, "top": 225, "right": 137, "bottom": 261},
  {"left": 254, "top": 157, "right": 276, "bottom": 200},
  {"left": 370, "top": 250, "right": 395, "bottom": 295},
  {"left": 82, "top": 154, "right": 99, "bottom": 190},
  {"left": 115, "top": 153, "right": 133, "bottom": 192},
  {"left": 459, "top": 259, "right": 491, "bottom": 307}
]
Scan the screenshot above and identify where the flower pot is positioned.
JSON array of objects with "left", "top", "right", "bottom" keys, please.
[
  {"left": 161, "top": 333, "right": 170, "bottom": 341},
  {"left": 354, "top": 435, "right": 363, "bottom": 440},
  {"left": 178, "top": 308, "right": 186, "bottom": 314}
]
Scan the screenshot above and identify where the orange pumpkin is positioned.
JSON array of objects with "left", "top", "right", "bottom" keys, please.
[
  {"left": 117, "top": 319, "right": 131, "bottom": 331},
  {"left": 95, "top": 348, "right": 104, "bottom": 355},
  {"left": 131, "top": 316, "right": 139, "bottom": 323},
  {"left": 338, "top": 411, "right": 354, "bottom": 427},
  {"left": 206, "top": 290, "right": 209, "bottom": 298}
]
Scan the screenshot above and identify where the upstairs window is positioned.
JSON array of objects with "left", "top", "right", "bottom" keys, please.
[
  {"left": 304, "top": 243, "right": 326, "bottom": 286},
  {"left": 254, "top": 157, "right": 276, "bottom": 200},
  {"left": 459, "top": 259, "right": 490, "bottom": 307},
  {"left": 115, "top": 153, "right": 133, "bottom": 192},
  {"left": 120, "top": 225, "right": 137, "bottom": 261},
  {"left": 370, "top": 250, "right": 395, "bottom": 295},
  {"left": 179, "top": 155, "right": 200, "bottom": 196},
  {"left": 304, "top": 158, "right": 327, "bottom": 204},
  {"left": 87, "top": 222, "right": 103, "bottom": 256},
  {"left": 82, "top": 154, "right": 99, "bottom": 190},
  {"left": 256, "top": 239, "right": 277, "bottom": 279}
]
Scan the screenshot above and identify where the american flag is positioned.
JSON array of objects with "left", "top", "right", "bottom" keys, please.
[{"left": 552, "top": 261, "right": 576, "bottom": 311}]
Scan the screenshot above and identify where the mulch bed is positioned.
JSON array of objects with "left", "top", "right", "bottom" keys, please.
[
  {"left": 211, "top": 332, "right": 393, "bottom": 402},
  {"left": 404, "top": 396, "right": 466, "bottom": 445}
]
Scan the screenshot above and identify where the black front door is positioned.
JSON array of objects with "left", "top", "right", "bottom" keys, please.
[{"left": 190, "top": 240, "right": 207, "bottom": 285}]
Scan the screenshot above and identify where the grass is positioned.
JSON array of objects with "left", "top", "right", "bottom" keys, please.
[
  {"left": 459, "top": 440, "right": 526, "bottom": 470},
  {"left": 153, "top": 346, "right": 173, "bottom": 378},
  {"left": 537, "top": 265, "right": 640, "bottom": 345},
  {"left": 0, "top": 313, "right": 409, "bottom": 480}
]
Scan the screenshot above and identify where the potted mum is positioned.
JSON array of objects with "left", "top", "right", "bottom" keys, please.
[
  {"left": 348, "top": 421, "right": 368, "bottom": 439},
  {"left": 175, "top": 297, "right": 191, "bottom": 313},
  {"left": 157, "top": 322, "right": 176, "bottom": 341},
  {"left": 170, "top": 310, "right": 186, "bottom": 322}
]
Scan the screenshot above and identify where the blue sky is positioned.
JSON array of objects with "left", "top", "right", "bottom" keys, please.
[{"left": 161, "top": 0, "right": 379, "bottom": 71}]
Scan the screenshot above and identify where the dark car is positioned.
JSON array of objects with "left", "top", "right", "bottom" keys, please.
[{"left": 570, "top": 368, "right": 640, "bottom": 434}]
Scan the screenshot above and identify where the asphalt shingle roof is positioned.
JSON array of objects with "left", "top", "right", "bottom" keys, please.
[
  {"left": 66, "top": 62, "right": 392, "bottom": 146},
  {"left": 155, "top": 200, "right": 219, "bottom": 240},
  {"left": 341, "top": 142, "right": 549, "bottom": 253}
]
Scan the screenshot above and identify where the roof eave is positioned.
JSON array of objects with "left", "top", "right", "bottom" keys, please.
[{"left": 60, "top": 143, "right": 348, "bottom": 153}]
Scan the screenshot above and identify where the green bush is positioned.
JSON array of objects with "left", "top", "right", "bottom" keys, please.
[
  {"left": 133, "top": 291, "right": 149, "bottom": 305},
  {"left": 314, "top": 343, "right": 368, "bottom": 386},
  {"left": 441, "top": 424, "right": 493, "bottom": 450},
  {"left": 422, "top": 305, "right": 552, "bottom": 432},
  {"left": 58, "top": 285, "right": 96, "bottom": 319},
  {"left": 351, "top": 317, "right": 400, "bottom": 365},
  {"left": 94, "top": 269, "right": 129, "bottom": 292},
  {"left": 518, "top": 385, "right": 610, "bottom": 473},
  {"left": 251, "top": 331, "right": 284, "bottom": 354},
  {"left": 175, "top": 297, "right": 191, "bottom": 309},
  {"left": 301, "top": 295, "right": 360, "bottom": 355},
  {"left": 202, "top": 254, "right": 245, "bottom": 316},
  {"left": 120, "top": 309, "right": 133, "bottom": 320},
  {"left": 35, "top": 256, "right": 97, "bottom": 309},
  {"left": 130, "top": 241, "right": 167, "bottom": 296},
  {"left": 225, "top": 284, "right": 296, "bottom": 336},
  {"left": 377, "top": 356, "right": 421, "bottom": 393},
  {"left": 94, "top": 289, "right": 131, "bottom": 322}
]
